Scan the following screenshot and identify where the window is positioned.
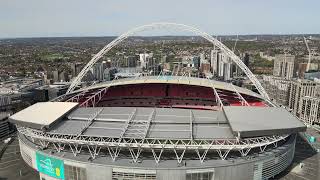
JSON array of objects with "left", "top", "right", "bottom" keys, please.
[
  {"left": 112, "top": 171, "right": 156, "bottom": 180},
  {"left": 186, "top": 172, "right": 214, "bottom": 180},
  {"left": 64, "top": 165, "right": 87, "bottom": 180},
  {"left": 186, "top": 169, "right": 214, "bottom": 180}
]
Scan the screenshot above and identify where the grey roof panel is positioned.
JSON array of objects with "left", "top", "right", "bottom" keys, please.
[
  {"left": 223, "top": 106, "right": 307, "bottom": 138},
  {"left": 68, "top": 108, "right": 101, "bottom": 121},
  {"left": 154, "top": 115, "right": 189, "bottom": 123},
  {"left": 46, "top": 106, "right": 305, "bottom": 140},
  {"left": 149, "top": 124, "right": 190, "bottom": 131},
  {"left": 96, "top": 114, "right": 130, "bottom": 120},
  {"left": 46, "top": 107, "right": 237, "bottom": 139},
  {"left": 135, "top": 108, "right": 155, "bottom": 114},
  {"left": 193, "top": 124, "right": 234, "bottom": 139},
  {"left": 50, "top": 120, "right": 85, "bottom": 135},
  {"left": 147, "top": 131, "right": 190, "bottom": 139},
  {"left": 84, "top": 128, "right": 122, "bottom": 137},
  {"left": 156, "top": 108, "right": 190, "bottom": 116},
  {"left": 90, "top": 121, "right": 125, "bottom": 129},
  {"left": 10, "top": 102, "right": 78, "bottom": 130},
  {"left": 133, "top": 115, "right": 150, "bottom": 121}
]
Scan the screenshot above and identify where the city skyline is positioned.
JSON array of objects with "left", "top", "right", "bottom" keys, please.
[{"left": 1, "top": 0, "right": 320, "bottom": 38}]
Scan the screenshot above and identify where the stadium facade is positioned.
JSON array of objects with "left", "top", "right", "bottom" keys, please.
[
  {"left": 10, "top": 76, "right": 306, "bottom": 180},
  {"left": 9, "top": 23, "right": 306, "bottom": 180}
]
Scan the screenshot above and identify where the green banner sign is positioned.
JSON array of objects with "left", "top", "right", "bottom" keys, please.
[{"left": 36, "top": 152, "right": 65, "bottom": 179}]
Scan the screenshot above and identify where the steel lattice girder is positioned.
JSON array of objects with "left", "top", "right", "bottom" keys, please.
[
  {"left": 80, "top": 87, "right": 109, "bottom": 107},
  {"left": 18, "top": 126, "right": 288, "bottom": 151},
  {"left": 20, "top": 132, "right": 291, "bottom": 164},
  {"left": 19, "top": 126, "right": 292, "bottom": 163}
]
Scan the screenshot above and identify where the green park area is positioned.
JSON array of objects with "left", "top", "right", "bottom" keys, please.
[{"left": 40, "top": 53, "right": 66, "bottom": 61}]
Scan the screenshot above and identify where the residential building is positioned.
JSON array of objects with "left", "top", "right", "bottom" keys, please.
[
  {"left": 262, "top": 76, "right": 291, "bottom": 106},
  {"left": 200, "top": 61, "right": 211, "bottom": 74},
  {"left": 299, "top": 96, "right": 320, "bottom": 124},
  {"left": 288, "top": 79, "right": 319, "bottom": 116},
  {"left": 70, "top": 63, "right": 83, "bottom": 77},
  {"left": 53, "top": 70, "right": 59, "bottom": 82},
  {"left": 139, "top": 53, "right": 152, "bottom": 69},
  {"left": 92, "top": 61, "right": 107, "bottom": 81},
  {"left": 192, "top": 56, "right": 200, "bottom": 69},
  {"left": 273, "top": 54, "right": 295, "bottom": 79},
  {"left": 125, "top": 55, "right": 138, "bottom": 67},
  {"left": 223, "top": 62, "right": 232, "bottom": 81},
  {"left": 210, "top": 49, "right": 218, "bottom": 75}
]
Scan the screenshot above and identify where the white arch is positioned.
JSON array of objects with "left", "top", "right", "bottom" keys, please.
[{"left": 67, "top": 22, "right": 270, "bottom": 100}]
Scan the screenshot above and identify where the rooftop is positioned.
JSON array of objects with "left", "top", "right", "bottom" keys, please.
[
  {"left": 9, "top": 102, "right": 78, "bottom": 129},
  {"left": 72, "top": 76, "right": 262, "bottom": 100},
  {"left": 11, "top": 104, "right": 306, "bottom": 139},
  {"left": 223, "top": 106, "right": 307, "bottom": 138}
]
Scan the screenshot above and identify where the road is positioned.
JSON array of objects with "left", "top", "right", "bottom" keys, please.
[
  {"left": 0, "top": 135, "right": 39, "bottom": 180},
  {"left": 274, "top": 128, "right": 320, "bottom": 180}
]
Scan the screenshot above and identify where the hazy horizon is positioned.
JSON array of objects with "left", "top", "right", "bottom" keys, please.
[
  {"left": 1, "top": 33, "right": 320, "bottom": 40},
  {"left": 1, "top": 0, "right": 320, "bottom": 38}
]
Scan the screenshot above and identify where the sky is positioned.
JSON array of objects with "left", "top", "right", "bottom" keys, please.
[{"left": 0, "top": 0, "right": 320, "bottom": 38}]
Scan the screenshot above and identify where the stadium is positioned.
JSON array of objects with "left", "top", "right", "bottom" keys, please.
[{"left": 9, "top": 23, "right": 306, "bottom": 180}]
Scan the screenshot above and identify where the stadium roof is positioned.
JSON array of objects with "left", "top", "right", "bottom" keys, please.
[
  {"left": 9, "top": 102, "right": 78, "bottom": 129},
  {"left": 50, "top": 107, "right": 234, "bottom": 139},
  {"left": 223, "top": 106, "right": 307, "bottom": 138},
  {"left": 10, "top": 103, "right": 306, "bottom": 139},
  {"left": 71, "top": 76, "right": 262, "bottom": 99}
]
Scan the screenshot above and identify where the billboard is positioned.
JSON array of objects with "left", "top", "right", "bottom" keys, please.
[{"left": 36, "top": 152, "right": 65, "bottom": 179}]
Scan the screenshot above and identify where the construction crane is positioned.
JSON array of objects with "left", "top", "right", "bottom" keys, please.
[{"left": 303, "top": 36, "right": 312, "bottom": 72}]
